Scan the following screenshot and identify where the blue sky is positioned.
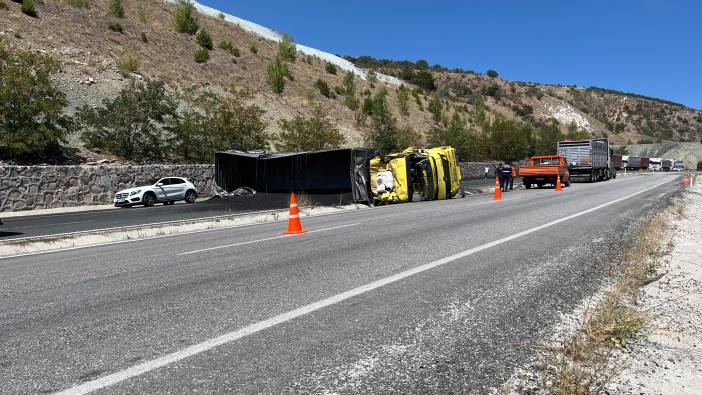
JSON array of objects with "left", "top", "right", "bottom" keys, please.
[{"left": 201, "top": 1, "right": 702, "bottom": 109}]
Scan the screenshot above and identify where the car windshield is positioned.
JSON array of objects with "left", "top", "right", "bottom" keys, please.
[{"left": 534, "top": 158, "right": 559, "bottom": 166}]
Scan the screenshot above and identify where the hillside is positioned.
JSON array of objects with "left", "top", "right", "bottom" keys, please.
[{"left": 2, "top": 0, "right": 701, "bottom": 163}]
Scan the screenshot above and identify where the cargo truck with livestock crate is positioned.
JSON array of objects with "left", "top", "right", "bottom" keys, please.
[{"left": 556, "top": 139, "right": 615, "bottom": 182}]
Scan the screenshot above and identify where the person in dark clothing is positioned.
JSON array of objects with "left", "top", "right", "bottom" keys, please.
[
  {"left": 495, "top": 163, "right": 504, "bottom": 191},
  {"left": 509, "top": 164, "right": 516, "bottom": 190},
  {"left": 500, "top": 163, "right": 513, "bottom": 192}
]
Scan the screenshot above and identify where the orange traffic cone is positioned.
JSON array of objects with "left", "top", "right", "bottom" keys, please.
[
  {"left": 683, "top": 176, "right": 689, "bottom": 187},
  {"left": 494, "top": 176, "right": 502, "bottom": 201},
  {"left": 556, "top": 175, "right": 563, "bottom": 192},
  {"left": 283, "top": 193, "right": 307, "bottom": 235}
]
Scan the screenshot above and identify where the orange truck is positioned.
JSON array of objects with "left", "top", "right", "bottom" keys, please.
[{"left": 520, "top": 155, "right": 571, "bottom": 189}]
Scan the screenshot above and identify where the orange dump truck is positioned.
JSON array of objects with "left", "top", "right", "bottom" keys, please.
[{"left": 520, "top": 155, "right": 571, "bottom": 189}]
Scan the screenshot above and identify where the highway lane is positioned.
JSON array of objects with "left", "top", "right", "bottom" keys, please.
[
  {"left": 0, "top": 179, "right": 502, "bottom": 241},
  {"left": 0, "top": 174, "right": 679, "bottom": 393}
]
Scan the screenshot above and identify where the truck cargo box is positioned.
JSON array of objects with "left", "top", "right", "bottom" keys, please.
[
  {"left": 627, "top": 156, "right": 641, "bottom": 169},
  {"left": 612, "top": 154, "right": 623, "bottom": 169},
  {"left": 557, "top": 139, "right": 609, "bottom": 169},
  {"left": 662, "top": 159, "right": 673, "bottom": 170},
  {"left": 215, "top": 149, "right": 372, "bottom": 203}
]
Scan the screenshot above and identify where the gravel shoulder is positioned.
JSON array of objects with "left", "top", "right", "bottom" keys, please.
[{"left": 606, "top": 183, "right": 702, "bottom": 394}]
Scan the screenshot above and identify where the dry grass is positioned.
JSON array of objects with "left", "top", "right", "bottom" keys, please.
[{"left": 547, "top": 208, "right": 676, "bottom": 394}]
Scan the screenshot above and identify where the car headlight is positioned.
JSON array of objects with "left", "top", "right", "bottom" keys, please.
[{"left": 130, "top": 190, "right": 141, "bottom": 196}]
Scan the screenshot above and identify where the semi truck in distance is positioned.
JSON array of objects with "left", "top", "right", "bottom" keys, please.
[
  {"left": 649, "top": 158, "right": 662, "bottom": 171},
  {"left": 557, "top": 139, "right": 614, "bottom": 182},
  {"left": 662, "top": 159, "right": 673, "bottom": 171},
  {"left": 674, "top": 160, "right": 685, "bottom": 171}
]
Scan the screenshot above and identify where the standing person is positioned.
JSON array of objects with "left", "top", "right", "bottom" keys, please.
[
  {"left": 484, "top": 165, "right": 489, "bottom": 180},
  {"left": 495, "top": 162, "right": 504, "bottom": 191},
  {"left": 500, "top": 162, "right": 513, "bottom": 192},
  {"left": 509, "top": 164, "right": 516, "bottom": 190}
]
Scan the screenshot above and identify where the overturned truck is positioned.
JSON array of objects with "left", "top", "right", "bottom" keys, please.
[{"left": 215, "top": 147, "right": 462, "bottom": 205}]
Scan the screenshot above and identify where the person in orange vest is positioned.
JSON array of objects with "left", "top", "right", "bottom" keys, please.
[{"left": 509, "top": 165, "right": 517, "bottom": 190}]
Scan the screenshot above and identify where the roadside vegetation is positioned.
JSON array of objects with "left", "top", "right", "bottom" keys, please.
[{"left": 545, "top": 209, "right": 676, "bottom": 394}]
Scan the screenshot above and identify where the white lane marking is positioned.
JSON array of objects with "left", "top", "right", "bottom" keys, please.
[
  {"left": 3, "top": 220, "right": 94, "bottom": 230},
  {"left": 55, "top": 178, "right": 673, "bottom": 395},
  {"left": 177, "top": 223, "right": 360, "bottom": 256}
]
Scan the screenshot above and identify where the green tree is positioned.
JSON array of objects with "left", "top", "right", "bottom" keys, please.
[
  {"left": 486, "top": 69, "right": 499, "bottom": 78},
  {"left": 363, "top": 89, "right": 399, "bottom": 151},
  {"left": 174, "top": 0, "right": 198, "bottom": 34},
  {"left": 485, "top": 116, "right": 533, "bottom": 162},
  {"left": 342, "top": 71, "right": 359, "bottom": 110},
  {"left": 533, "top": 120, "right": 564, "bottom": 156},
  {"left": 107, "top": 0, "right": 124, "bottom": 18},
  {"left": 78, "top": 79, "right": 178, "bottom": 161},
  {"left": 366, "top": 69, "right": 378, "bottom": 88},
  {"left": 276, "top": 106, "right": 345, "bottom": 151},
  {"left": 0, "top": 41, "right": 71, "bottom": 163},
  {"left": 397, "top": 84, "right": 410, "bottom": 116},
  {"left": 566, "top": 120, "right": 590, "bottom": 140},
  {"left": 171, "top": 88, "right": 269, "bottom": 161},
  {"left": 427, "top": 112, "right": 473, "bottom": 160},
  {"left": 196, "top": 29, "right": 213, "bottom": 50},
  {"left": 278, "top": 33, "right": 296, "bottom": 62},
  {"left": 267, "top": 55, "right": 291, "bottom": 93},
  {"left": 428, "top": 94, "right": 443, "bottom": 122}
]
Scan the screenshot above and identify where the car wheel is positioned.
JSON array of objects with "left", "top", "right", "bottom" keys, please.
[
  {"left": 185, "top": 190, "right": 197, "bottom": 203},
  {"left": 143, "top": 193, "right": 156, "bottom": 207}
]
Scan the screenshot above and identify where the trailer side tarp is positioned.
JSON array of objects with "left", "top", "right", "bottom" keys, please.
[{"left": 215, "top": 149, "right": 372, "bottom": 203}]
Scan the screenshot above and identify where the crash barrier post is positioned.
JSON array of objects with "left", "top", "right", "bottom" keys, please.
[
  {"left": 283, "top": 193, "right": 307, "bottom": 235},
  {"left": 494, "top": 176, "right": 502, "bottom": 201},
  {"left": 556, "top": 174, "right": 563, "bottom": 192}
]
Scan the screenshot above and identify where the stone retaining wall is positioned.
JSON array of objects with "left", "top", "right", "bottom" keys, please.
[{"left": 0, "top": 165, "right": 214, "bottom": 212}]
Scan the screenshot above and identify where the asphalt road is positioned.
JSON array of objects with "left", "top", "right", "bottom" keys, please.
[
  {"left": 0, "top": 173, "right": 679, "bottom": 393},
  {"left": 0, "top": 180, "right": 509, "bottom": 241}
]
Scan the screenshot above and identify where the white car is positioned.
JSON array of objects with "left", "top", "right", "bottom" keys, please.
[{"left": 114, "top": 177, "right": 198, "bottom": 207}]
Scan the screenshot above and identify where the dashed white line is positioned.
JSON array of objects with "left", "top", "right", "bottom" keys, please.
[{"left": 177, "top": 223, "right": 361, "bottom": 256}]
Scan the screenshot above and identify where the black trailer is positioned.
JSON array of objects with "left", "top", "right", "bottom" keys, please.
[
  {"left": 215, "top": 149, "right": 373, "bottom": 203},
  {"left": 557, "top": 139, "right": 613, "bottom": 182},
  {"left": 662, "top": 159, "right": 673, "bottom": 171}
]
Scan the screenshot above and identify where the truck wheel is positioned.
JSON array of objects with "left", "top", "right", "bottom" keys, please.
[
  {"left": 525, "top": 183, "right": 531, "bottom": 189},
  {"left": 537, "top": 183, "right": 544, "bottom": 189}
]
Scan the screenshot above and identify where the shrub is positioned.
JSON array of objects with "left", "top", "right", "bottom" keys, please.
[
  {"left": 0, "top": 42, "right": 71, "bottom": 163},
  {"left": 174, "top": 0, "right": 198, "bottom": 34},
  {"left": 249, "top": 45, "right": 258, "bottom": 54},
  {"left": 219, "top": 41, "right": 240, "bottom": 57},
  {"left": 117, "top": 50, "right": 140, "bottom": 75},
  {"left": 366, "top": 69, "right": 378, "bottom": 87},
  {"left": 78, "top": 80, "right": 178, "bottom": 161},
  {"left": 325, "top": 62, "right": 337, "bottom": 75},
  {"left": 107, "top": 20, "right": 123, "bottom": 33},
  {"left": 362, "top": 89, "right": 399, "bottom": 151},
  {"left": 278, "top": 33, "right": 296, "bottom": 62},
  {"left": 428, "top": 94, "right": 443, "bottom": 122},
  {"left": 315, "top": 79, "right": 331, "bottom": 97},
  {"left": 342, "top": 71, "right": 359, "bottom": 110},
  {"left": 140, "top": 32, "right": 148, "bottom": 43},
  {"left": 21, "top": 0, "right": 37, "bottom": 17},
  {"left": 217, "top": 12, "right": 225, "bottom": 20},
  {"left": 267, "top": 55, "right": 291, "bottom": 93},
  {"left": 276, "top": 106, "right": 345, "bottom": 151},
  {"left": 397, "top": 84, "right": 410, "bottom": 116},
  {"left": 486, "top": 69, "right": 498, "bottom": 78},
  {"left": 333, "top": 85, "right": 344, "bottom": 95},
  {"left": 196, "top": 29, "right": 213, "bottom": 49},
  {"left": 107, "top": 0, "right": 124, "bottom": 18},
  {"left": 194, "top": 48, "right": 209, "bottom": 63}
]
